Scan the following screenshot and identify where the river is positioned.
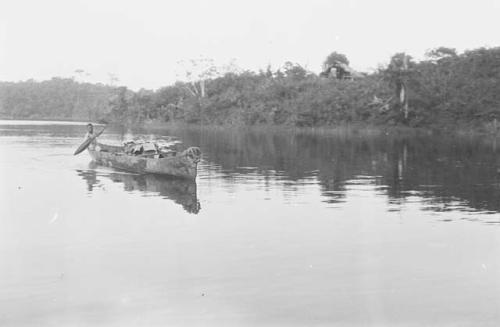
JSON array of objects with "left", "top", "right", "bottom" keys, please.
[{"left": 0, "top": 120, "right": 499, "bottom": 326}]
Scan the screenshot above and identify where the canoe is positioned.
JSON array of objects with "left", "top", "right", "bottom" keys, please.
[{"left": 88, "top": 142, "right": 201, "bottom": 180}]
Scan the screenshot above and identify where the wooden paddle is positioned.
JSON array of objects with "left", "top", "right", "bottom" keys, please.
[{"left": 73, "top": 126, "right": 106, "bottom": 155}]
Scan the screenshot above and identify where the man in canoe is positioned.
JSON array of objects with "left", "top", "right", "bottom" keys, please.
[
  {"left": 74, "top": 123, "right": 105, "bottom": 155},
  {"left": 84, "top": 123, "right": 98, "bottom": 151}
]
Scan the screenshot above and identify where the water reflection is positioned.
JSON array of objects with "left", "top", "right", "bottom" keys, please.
[
  {"left": 142, "top": 126, "right": 500, "bottom": 220},
  {"left": 77, "top": 168, "right": 100, "bottom": 192},
  {"left": 3, "top": 120, "right": 500, "bottom": 325},
  {"left": 3, "top": 119, "right": 500, "bottom": 221},
  {"left": 77, "top": 164, "right": 200, "bottom": 214}
]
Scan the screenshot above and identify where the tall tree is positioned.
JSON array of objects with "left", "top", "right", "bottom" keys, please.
[
  {"left": 177, "top": 57, "right": 219, "bottom": 98},
  {"left": 322, "top": 52, "right": 350, "bottom": 71},
  {"left": 384, "top": 53, "right": 416, "bottom": 121}
]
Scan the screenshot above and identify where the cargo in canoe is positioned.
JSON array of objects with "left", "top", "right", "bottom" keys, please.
[{"left": 88, "top": 142, "right": 201, "bottom": 180}]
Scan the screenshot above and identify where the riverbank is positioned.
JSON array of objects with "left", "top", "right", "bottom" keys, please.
[
  {"left": 139, "top": 120, "right": 500, "bottom": 140},
  {"left": 1, "top": 47, "right": 499, "bottom": 133},
  {"left": 2, "top": 117, "right": 499, "bottom": 139}
]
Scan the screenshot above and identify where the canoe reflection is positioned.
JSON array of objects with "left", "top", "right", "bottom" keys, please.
[
  {"left": 77, "top": 166, "right": 201, "bottom": 214},
  {"left": 110, "top": 173, "right": 200, "bottom": 214}
]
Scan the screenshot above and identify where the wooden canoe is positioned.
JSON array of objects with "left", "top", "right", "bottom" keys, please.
[{"left": 88, "top": 142, "right": 201, "bottom": 180}]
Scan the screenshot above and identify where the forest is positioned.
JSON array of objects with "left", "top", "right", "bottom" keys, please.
[{"left": 1, "top": 46, "right": 499, "bottom": 131}]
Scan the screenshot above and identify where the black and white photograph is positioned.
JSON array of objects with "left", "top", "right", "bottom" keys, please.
[{"left": 1, "top": 0, "right": 500, "bottom": 326}]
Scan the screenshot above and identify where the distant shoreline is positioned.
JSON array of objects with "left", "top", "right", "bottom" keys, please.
[
  {"left": 0, "top": 116, "right": 87, "bottom": 123},
  {"left": 139, "top": 120, "right": 500, "bottom": 139},
  {"left": 2, "top": 117, "right": 499, "bottom": 137},
  {"left": 2, "top": 117, "right": 499, "bottom": 140},
  {"left": 0, "top": 118, "right": 103, "bottom": 126}
]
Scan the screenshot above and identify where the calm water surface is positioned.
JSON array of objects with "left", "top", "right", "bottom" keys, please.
[{"left": 1, "top": 120, "right": 500, "bottom": 326}]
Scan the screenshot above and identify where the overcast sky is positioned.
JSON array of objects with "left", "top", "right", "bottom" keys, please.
[{"left": 1, "top": 0, "right": 499, "bottom": 90}]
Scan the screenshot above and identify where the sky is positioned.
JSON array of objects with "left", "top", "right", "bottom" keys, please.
[{"left": 0, "top": 0, "right": 499, "bottom": 90}]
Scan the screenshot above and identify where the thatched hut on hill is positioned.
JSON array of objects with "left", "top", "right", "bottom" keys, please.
[{"left": 320, "top": 61, "right": 364, "bottom": 80}]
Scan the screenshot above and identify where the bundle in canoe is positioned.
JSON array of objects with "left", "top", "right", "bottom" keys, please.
[{"left": 88, "top": 142, "right": 202, "bottom": 180}]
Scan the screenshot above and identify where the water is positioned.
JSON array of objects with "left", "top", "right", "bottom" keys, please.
[{"left": 1, "top": 120, "right": 499, "bottom": 326}]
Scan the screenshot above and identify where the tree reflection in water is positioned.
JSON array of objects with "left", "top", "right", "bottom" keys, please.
[
  {"left": 83, "top": 125, "right": 500, "bottom": 222},
  {"left": 150, "top": 126, "right": 500, "bottom": 218}
]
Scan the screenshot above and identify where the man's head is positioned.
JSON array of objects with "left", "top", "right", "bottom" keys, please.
[{"left": 87, "top": 123, "right": 94, "bottom": 133}]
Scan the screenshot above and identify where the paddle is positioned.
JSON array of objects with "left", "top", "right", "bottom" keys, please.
[{"left": 73, "top": 126, "right": 106, "bottom": 155}]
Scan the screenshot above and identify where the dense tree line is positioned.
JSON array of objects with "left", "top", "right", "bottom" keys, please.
[
  {"left": 405, "top": 47, "right": 500, "bottom": 128},
  {"left": 1, "top": 46, "right": 499, "bottom": 130},
  {"left": 0, "top": 78, "right": 114, "bottom": 120}
]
